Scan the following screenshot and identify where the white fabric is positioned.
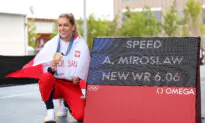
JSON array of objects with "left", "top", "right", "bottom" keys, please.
[
  {"left": 81, "top": 89, "right": 86, "bottom": 98},
  {"left": 33, "top": 34, "right": 90, "bottom": 82},
  {"left": 60, "top": 39, "right": 70, "bottom": 55}
]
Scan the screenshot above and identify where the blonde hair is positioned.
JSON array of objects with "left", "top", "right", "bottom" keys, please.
[{"left": 58, "top": 13, "right": 80, "bottom": 37}]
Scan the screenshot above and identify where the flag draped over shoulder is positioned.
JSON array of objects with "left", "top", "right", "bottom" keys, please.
[{"left": 6, "top": 35, "right": 90, "bottom": 88}]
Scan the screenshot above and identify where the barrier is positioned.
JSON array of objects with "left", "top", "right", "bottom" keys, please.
[{"left": 0, "top": 55, "right": 37, "bottom": 86}]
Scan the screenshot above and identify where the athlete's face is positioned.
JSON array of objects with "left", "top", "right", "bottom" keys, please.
[{"left": 58, "top": 17, "right": 75, "bottom": 41}]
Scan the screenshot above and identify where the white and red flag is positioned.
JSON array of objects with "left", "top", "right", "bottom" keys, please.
[{"left": 6, "top": 35, "right": 90, "bottom": 88}]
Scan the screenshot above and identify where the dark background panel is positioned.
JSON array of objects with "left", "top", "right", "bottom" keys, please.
[
  {"left": 0, "top": 55, "right": 37, "bottom": 86},
  {"left": 88, "top": 37, "right": 199, "bottom": 87}
]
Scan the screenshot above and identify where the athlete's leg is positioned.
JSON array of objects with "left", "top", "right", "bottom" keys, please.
[
  {"left": 38, "top": 72, "right": 58, "bottom": 123},
  {"left": 58, "top": 81, "right": 85, "bottom": 121}
]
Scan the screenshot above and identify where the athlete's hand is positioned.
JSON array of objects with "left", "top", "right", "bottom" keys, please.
[
  {"left": 50, "top": 59, "right": 58, "bottom": 72},
  {"left": 73, "top": 76, "right": 80, "bottom": 84}
]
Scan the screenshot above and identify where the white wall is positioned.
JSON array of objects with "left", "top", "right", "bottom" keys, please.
[
  {"left": 35, "top": 21, "right": 54, "bottom": 34},
  {"left": 0, "top": 13, "right": 26, "bottom": 56}
]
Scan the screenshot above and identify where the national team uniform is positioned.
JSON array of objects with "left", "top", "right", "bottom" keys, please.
[{"left": 7, "top": 34, "right": 90, "bottom": 121}]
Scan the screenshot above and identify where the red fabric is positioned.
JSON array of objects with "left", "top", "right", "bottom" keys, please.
[
  {"left": 6, "top": 59, "right": 43, "bottom": 79},
  {"left": 6, "top": 64, "right": 43, "bottom": 79},
  {"left": 39, "top": 72, "right": 84, "bottom": 121},
  {"left": 79, "top": 80, "right": 86, "bottom": 89},
  {"left": 6, "top": 59, "right": 86, "bottom": 89}
]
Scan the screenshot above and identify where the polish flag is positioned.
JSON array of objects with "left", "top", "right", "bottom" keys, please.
[
  {"left": 6, "top": 35, "right": 90, "bottom": 89},
  {"left": 75, "top": 50, "right": 81, "bottom": 58}
]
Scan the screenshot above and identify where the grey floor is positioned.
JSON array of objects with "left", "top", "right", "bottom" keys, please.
[{"left": 0, "top": 84, "right": 81, "bottom": 123}]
